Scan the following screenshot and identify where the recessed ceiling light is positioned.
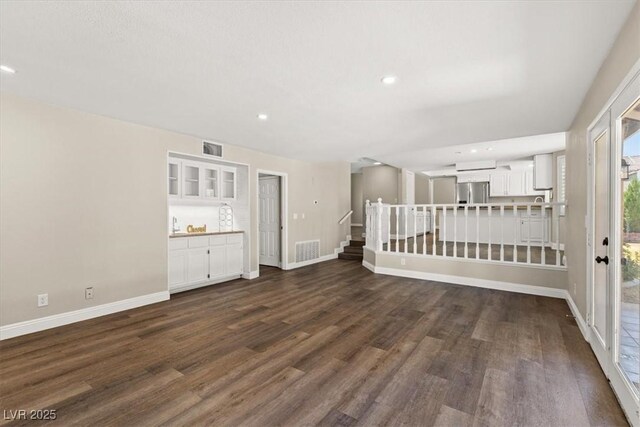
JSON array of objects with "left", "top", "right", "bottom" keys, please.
[
  {"left": 470, "top": 149, "right": 478, "bottom": 153},
  {"left": 373, "top": 162, "right": 382, "bottom": 165},
  {"left": 381, "top": 75, "right": 397, "bottom": 85},
  {"left": 257, "top": 113, "right": 268, "bottom": 121},
  {"left": 0, "top": 65, "right": 16, "bottom": 74}
]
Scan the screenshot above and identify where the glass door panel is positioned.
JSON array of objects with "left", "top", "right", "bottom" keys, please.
[
  {"left": 619, "top": 97, "right": 640, "bottom": 392},
  {"left": 204, "top": 167, "right": 219, "bottom": 199},
  {"left": 222, "top": 169, "right": 236, "bottom": 199},
  {"left": 168, "top": 162, "right": 179, "bottom": 197},
  {"left": 183, "top": 164, "right": 200, "bottom": 197}
]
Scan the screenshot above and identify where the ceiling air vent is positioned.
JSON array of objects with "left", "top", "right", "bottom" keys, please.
[{"left": 203, "top": 140, "right": 223, "bottom": 158}]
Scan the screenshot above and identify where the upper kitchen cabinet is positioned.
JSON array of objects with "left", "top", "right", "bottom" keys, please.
[
  {"left": 489, "top": 173, "right": 508, "bottom": 196},
  {"left": 203, "top": 165, "right": 219, "bottom": 200},
  {"left": 533, "top": 154, "right": 553, "bottom": 190},
  {"left": 220, "top": 166, "right": 237, "bottom": 201},
  {"left": 168, "top": 160, "right": 181, "bottom": 198},
  {"left": 168, "top": 157, "right": 237, "bottom": 203},
  {"left": 489, "top": 170, "right": 544, "bottom": 197}
]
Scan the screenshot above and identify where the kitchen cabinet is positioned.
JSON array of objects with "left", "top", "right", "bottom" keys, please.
[
  {"left": 168, "top": 160, "right": 181, "bottom": 198},
  {"left": 182, "top": 161, "right": 201, "bottom": 199},
  {"left": 168, "top": 232, "right": 244, "bottom": 293},
  {"left": 168, "top": 158, "right": 237, "bottom": 202},
  {"left": 220, "top": 166, "right": 237, "bottom": 201},
  {"left": 489, "top": 170, "right": 544, "bottom": 197},
  {"left": 490, "top": 173, "right": 508, "bottom": 196},
  {"left": 533, "top": 154, "right": 553, "bottom": 190}
]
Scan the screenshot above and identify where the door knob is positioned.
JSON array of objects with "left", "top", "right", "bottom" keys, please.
[
  {"left": 602, "top": 237, "right": 608, "bottom": 246},
  {"left": 595, "top": 255, "right": 609, "bottom": 265}
]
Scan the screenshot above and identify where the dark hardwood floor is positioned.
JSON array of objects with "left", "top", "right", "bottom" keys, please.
[{"left": 0, "top": 260, "right": 628, "bottom": 426}]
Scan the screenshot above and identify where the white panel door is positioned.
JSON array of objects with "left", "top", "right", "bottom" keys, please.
[
  {"left": 168, "top": 250, "right": 188, "bottom": 288},
  {"left": 507, "top": 172, "right": 525, "bottom": 196},
  {"left": 226, "top": 244, "right": 243, "bottom": 275},
  {"left": 209, "top": 245, "right": 226, "bottom": 278},
  {"left": 187, "top": 248, "right": 209, "bottom": 283},
  {"left": 259, "top": 176, "right": 281, "bottom": 267}
]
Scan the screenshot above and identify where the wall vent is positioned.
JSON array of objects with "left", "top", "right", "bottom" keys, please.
[
  {"left": 202, "top": 140, "right": 223, "bottom": 158},
  {"left": 295, "top": 240, "right": 320, "bottom": 263}
]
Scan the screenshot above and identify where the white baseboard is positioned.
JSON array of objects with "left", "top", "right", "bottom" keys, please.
[
  {"left": 334, "top": 236, "right": 351, "bottom": 255},
  {"left": 285, "top": 253, "right": 338, "bottom": 270},
  {"left": 170, "top": 274, "right": 243, "bottom": 294},
  {"left": 564, "top": 291, "right": 589, "bottom": 341},
  {"left": 365, "top": 264, "right": 567, "bottom": 299},
  {"left": 242, "top": 270, "right": 259, "bottom": 280},
  {"left": 0, "top": 291, "right": 170, "bottom": 341}
]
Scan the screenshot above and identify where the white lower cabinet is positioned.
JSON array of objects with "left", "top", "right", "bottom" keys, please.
[{"left": 169, "top": 233, "right": 244, "bottom": 293}]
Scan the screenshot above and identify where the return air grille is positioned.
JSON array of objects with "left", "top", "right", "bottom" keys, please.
[{"left": 295, "top": 240, "right": 320, "bottom": 262}]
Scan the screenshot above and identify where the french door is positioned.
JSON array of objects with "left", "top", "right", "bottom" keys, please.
[{"left": 589, "top": 71, "right": 640, "bottom": 426}]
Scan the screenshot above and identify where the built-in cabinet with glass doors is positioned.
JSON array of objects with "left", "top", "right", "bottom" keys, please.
[{"left": 168, "top": 158, "right": 236, "bottom": 202}]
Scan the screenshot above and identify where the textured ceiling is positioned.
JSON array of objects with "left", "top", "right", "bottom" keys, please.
[{"left": 0, "top": 1, "right": 635, "bottom": 169}]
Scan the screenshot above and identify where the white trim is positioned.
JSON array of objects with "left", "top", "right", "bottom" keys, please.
[
  {"left": 362, "top": 259, "right": 375, "bottom": 272},
  {"left": 367, "top": 264, "right": 567, "bottom": 299},
  {"left": 170, "top": 274, "right": 243, "bottom": 294},
  {"left": 351, "top": 223, "right": 363, "bottom": 227},
  {"left": 284, "top": 253, "right": 338, "bottom": 270},
  {"left": 256, "top": 169, "right": 289, "bottom": 271},
  {"left": 565, "top": 290, "right": 589, "bottom": 341},
  {"left": 371, "top": 249, "right": 567, "bottom": 271},
  {"left": 242, "top": 270, "right": 259, "bottom": 280},
  {"left": 587, "top": 58, "right": 640, "bottom": 131},
  {"left": 0, "top": 291, "right": 170, "bottom": 341},
  {"left": 334, "top": 235, "right": 351, "bottom": 255}
]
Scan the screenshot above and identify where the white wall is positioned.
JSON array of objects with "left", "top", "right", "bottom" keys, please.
[
  {"left": 565, "top": 2, "right": 639, "bottom": 317},
  {"left": 0, "top": 93, "right": 350, "bottom": 326}
]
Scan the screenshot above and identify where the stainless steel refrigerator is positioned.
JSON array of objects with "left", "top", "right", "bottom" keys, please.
[{"left": 456, "top": 182, "right": 489, "bottom": 204}]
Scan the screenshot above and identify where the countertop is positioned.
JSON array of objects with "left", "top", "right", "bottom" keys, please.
[{"left": 169, "top": 230, "right": 244, "bottom": 238}]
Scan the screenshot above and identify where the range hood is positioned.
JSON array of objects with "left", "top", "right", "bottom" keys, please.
[{"left": 455, "top": 160, "right": 497, "bottom": 171}]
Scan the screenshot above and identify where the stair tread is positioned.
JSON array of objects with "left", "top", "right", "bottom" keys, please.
[{"left": 338, "top": 252, "right": 363, "bottom": 261}]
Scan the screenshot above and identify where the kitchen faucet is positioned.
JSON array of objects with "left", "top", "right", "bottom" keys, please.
[
  {"left": 534, "top": 196, "right": 544, "bottom": 203},
  {"left": 172, "top": 216, "right": 180, "bottom": 234}
]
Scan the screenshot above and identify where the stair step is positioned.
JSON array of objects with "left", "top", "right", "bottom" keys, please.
[
  {"left": 338, "top": 252, "right": 363, "bottom": 261},
  {"left": 349, "top": 240, "right": 365, "bottom": 247},
  {"left": 344, "top": 246, "right": 364, "bottom": 254}
]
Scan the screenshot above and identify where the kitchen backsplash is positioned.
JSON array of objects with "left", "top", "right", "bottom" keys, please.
[{"left": 169, "top": 205, "right": 236, "bottom": 234}]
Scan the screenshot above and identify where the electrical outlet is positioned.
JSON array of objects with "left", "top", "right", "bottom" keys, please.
[
  {"left": 37, "top": 293, "right": 48, "bottom": 307},
  {"left": 401, "top": 258, "right": 406, "bottom": 266},
  {"left": 302, "top": 213, "right": 305, "bottom": 219},
  {"left": 85, "top": 287, "right": 94, "bottom": 300},
  {"left": 293, "top": 213, "right": 298, "bottom": 220}
]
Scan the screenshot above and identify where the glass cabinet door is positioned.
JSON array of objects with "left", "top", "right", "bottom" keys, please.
[
  {"left": 221, "top": 167, "right": 236, "bottom": 200},
  {"left": 183, "top": 163, "right": 201, "bottom": 198},
  {"left": 168, "top": 161, "right": 180, "bottom": 197},
  {"left": 203, "top": 167, "right": 219, "bottom": 200}
]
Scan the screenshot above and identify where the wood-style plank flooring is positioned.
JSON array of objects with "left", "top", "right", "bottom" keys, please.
[{"left": 0, "top": 260, "right": 628, "bottom": 426}]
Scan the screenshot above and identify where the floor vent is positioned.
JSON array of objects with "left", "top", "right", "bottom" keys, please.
[{"left": 295, "top": 240, "right": 320, "bottom": 262}]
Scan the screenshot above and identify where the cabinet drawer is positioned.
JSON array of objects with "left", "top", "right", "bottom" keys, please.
[
  {"left": 169, "top": 239, "right": 188, "bottom": 251},
  {"left": 209, "top": 235, "right": 227, "bottom": 246},
  {"left": 226, "top": 234, "right": 243, "bottom": 245},
  {"left": 189, "top": 236, "right": 210, "bottom": 249}
]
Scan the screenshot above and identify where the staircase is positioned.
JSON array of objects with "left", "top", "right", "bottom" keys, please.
[{"left": 338, "top": 240, "right": 364, "bottom": 261}]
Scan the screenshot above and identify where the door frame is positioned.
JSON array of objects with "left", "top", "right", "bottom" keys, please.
[
  {"left": 586, "top": 65, "right": 640, "bottom": 425},
  {"left": 256, "top": 169, "right": 288, "bottom": 275}
]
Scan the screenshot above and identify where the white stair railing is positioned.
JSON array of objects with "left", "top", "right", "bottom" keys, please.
[{"left": 365, "top": 201, "right": 566, "bottom": 268}]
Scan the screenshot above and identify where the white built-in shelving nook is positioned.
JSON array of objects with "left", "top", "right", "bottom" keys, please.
[{"left": 166, "top": 152, "right": 250, "bottom": 294}]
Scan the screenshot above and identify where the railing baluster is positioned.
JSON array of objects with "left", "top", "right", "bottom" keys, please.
[
  {"left": 376, "top": 198, "right": 383, "bottom": 251},
  {"left": 526, "top": 205, "right": 531, "bottom": 264},
  {"left": 541, "top": 204, "right": 546, "bottom": 265},
  {"left": 443, "top": 206, "right": 447, "bottom": 257},
  {"left": 422, "top": 205, "right": 427, "bottom": 255},
  {"left": 432, "top": 206, "right": 437, "bottom": 256},
  {"left": 453, "top": 207, "right": 458, "bottom": 258},
  {"left": 475, "top": 206, "right": 480, "bottom": 260},
  {"left": 464, "top": 206, "right": 469, "bottom": 259},
  {"left": 405, "top": 206, "right": 409, "bottom": 254},
  {"left": 488, "top": 206, "right": 492, "bottom": 261},
  {"left": 500, "top": 206, "right": 505, "bottom": 262},
  {"left": 394, "top": 206, "right": 398, "bottom": 253},
  {"left": 555, "top": 205, "right": 561, "bottom": 266},
  {"left": 386, "top": 205, "right": 391, "bottom": 253},
  {"left": 413, "top": 206, "right": 417, "bottom": 254},
  {"left": 513, "top": 205, "right": 518, "bottom": 262}
]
